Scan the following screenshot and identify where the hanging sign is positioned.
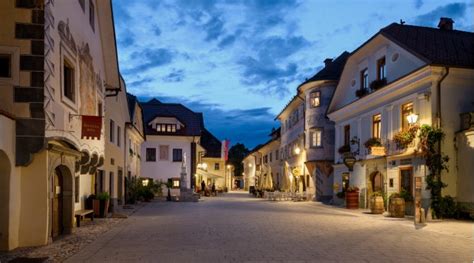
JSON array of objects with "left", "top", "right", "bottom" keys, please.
[
  {"left": 370, "top": 146, "right": 386, "bottom": 156},
  {"left": 81, "top": 115, "right": 102, "bottom": 140}
]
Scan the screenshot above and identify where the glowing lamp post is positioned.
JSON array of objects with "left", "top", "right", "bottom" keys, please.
[
  {"left": 407, "top": 113, "right": 419, "bottom": 126},
  {"left": 294, "top": 146, "right": 301, "bottom": 155}
]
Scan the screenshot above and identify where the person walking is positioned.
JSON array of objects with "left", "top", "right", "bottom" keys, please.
[
  {"left": 211, "top": 183, "right": 216, "bottom": 196},
  {"left": 201, "top": 180, "right": 206, "bottom": 194}
]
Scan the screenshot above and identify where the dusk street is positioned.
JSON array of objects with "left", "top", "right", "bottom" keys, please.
[{"left": 67, "top": 193, "right": 473, "bottom": 263}]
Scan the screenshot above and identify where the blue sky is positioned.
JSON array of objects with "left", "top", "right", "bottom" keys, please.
[{"left": 112, "top": 0, "right": 473, "bottom": 149}]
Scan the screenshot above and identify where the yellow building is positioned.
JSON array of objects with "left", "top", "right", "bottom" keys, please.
[{"left": 0, "top": 0, "right": 120, "bottom": 250}]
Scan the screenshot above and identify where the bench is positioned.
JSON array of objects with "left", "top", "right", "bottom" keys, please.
[{"left": 75, "top": 209, "right": 94, "bottom": 227}]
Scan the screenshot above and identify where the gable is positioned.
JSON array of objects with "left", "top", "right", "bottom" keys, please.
[{"left": 328, "top": 34, "right": 425, "bottom": 114}]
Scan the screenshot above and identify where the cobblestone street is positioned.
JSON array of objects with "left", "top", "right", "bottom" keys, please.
[{"left": 67, "top": 192, "right": 473, "bottom": 262}]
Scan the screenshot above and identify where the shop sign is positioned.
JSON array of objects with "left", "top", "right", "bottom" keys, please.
[
  {"left": 81, "top": 115, "right": 102, "bottom": 139},
  {"left": 370, "top": 146, "right": 386, "bottom": 156}
]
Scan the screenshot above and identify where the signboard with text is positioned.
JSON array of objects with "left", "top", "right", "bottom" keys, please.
[
  {"left": 370, "top": 146, "right": 386, "bottom": 156},
  {"left": 81, "top": 115, "right": 102, "bottom": 140}
]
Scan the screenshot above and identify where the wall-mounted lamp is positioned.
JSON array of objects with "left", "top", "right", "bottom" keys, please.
[
  {"left": 248, "top": 163, "right": 253, "bottom": 168},
  {"left": 407, "top": 113, "right": 419, "bottom": 125},
  {"left": 294, "top": 146, "right": 301, "bottom": 155}
]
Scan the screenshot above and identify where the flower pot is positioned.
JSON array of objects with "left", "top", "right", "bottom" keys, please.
[
  {"left": 389, "top": 197, "right": 405, "bottom": 218},
  {"left": 345, "top": 191, "right": 359, "bottom": 209},
  {"left": 93, "top": 199, "right": 100, "bottom": 217},
  {"left": 99, "top": 199, "right": 110, "bottom": 218},
  {"left": 370, "top": 196, "right": 384, "bottom": 214}
]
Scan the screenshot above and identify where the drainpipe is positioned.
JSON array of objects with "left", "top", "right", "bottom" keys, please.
[
  {"left": 436, "top": 67, "right": 449, "bottom": 128},
  {"left": 296, "top": 94, "right": 306, "bottom": 192}
]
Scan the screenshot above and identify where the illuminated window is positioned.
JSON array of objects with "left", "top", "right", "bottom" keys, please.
[
  {"left": 310, "top": 91, "right": 321, "bottom": 108},
  {"left": 372, "top": 114, "right": 381, "bottom": 139},
  {"left": 360, "top": 68, "right": 368, "bottom": 89},
  {"left": 377, "top": 57, "right": 386, "bottom": 80},
  {"left": 169, "top": 178, "right": 180, "bottom": 189},
  {"left": 401, "top": 102, "right": 413, "bottom": 131},
  {"left": 310, "top": 128, "right": 322, "bottom": 147}
]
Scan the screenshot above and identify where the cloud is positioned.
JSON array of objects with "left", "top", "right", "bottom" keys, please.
[
  {"left": 123, "top": 48, "right": 175, "bottom": 75},
  {"left": 163, "top": 69, "right": 185, "bottom": 82},
  {"left": 203, "top": 17, "right": 225, "bottom": 41},
  {"left": 128, "top": 77, "right": 154, "bottom": 88},
  {"left": 414, "top": 0, "right": 423, "bottom": 9},
  {"left": 413, "top": 3, "right": 467, "bottom": 27},
  {"left": 153, "top": 26, "right": 162, "bottom": 36},
  {"left": 257, "top": 36, "right": 310, "bottom": 59},
  {"left": 137, "top": 95, "right": 278, "bottom": 148}
]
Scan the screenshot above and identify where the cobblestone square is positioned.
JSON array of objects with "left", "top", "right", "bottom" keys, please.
[{"left": 67, "top": 192, "right": 474, "bottom": 262}]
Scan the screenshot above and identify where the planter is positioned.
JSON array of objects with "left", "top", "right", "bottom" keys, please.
[
  {"left": 389, "top": 197, "right": 405, "bottom": 218},
  {"left": 345, "top": 191, "right": 359, "bottom": 209},
  {"left": 405, "top": 201, "right": 414, "bottom": 216},
  {"left": 98, "top": 199, "right": 110, "bottom": 218},
  {"left": 370, "top": 196, "right": 384, "bottom": 214}
]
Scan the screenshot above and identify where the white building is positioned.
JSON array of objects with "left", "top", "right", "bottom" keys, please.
[{"left": 327, "top": 19, "right": 474, "bottom": 212}]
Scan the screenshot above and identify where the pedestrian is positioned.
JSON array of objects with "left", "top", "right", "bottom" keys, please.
[
  {"left": 201, "top": 180, "right": 206, "bottom": 194},
  {"left": 211, "top": 183, "right": 216, "bottom": 196}
]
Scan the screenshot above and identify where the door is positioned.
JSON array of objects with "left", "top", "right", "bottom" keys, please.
[
  {"left": 400, "top": 167, "right": 413, "bottom": 194},
  {"left": 118, "top": 169, "right": 123, "bottom": 205},
  {"left": 52, "top": 170, "right": 63, "bottom": 238}
]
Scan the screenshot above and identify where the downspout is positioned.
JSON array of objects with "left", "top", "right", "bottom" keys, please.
[
  {"left": 296, "top": 93, "right": 306, "bottom": 192},
  {"left": 435, "top": 67, "right": 449, "bottom": 187}
]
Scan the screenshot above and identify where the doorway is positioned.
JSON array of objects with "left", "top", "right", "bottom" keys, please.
[
  {"left": 0, "top": 150, "right": 11, "bottom": 250},
  {"left": 399, "top": 167, "right": 413, "bottom": 194},
  {"left": 370, "top": 171, "right": 383, "bottom": 192},
  {"left": 51, "top": 166, "right": 73, "bottom": 239},
  {"left": 117, "top": 168, "right": 123, "bottom": 205}
]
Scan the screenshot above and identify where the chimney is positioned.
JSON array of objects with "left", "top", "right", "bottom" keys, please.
[
  {"left": 438, "top": 17, "right": 454, "bottom": 30},
  {"left": 324, "top": 58, "right": 333, "bottom": 67}
]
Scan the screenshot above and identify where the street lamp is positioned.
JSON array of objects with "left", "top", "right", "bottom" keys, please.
[
  {"left": 294, "top": 146, "right": 301, "bottom": 155},
  {"left": 407, "top": 113, "right": 419, "bottom": 125}
]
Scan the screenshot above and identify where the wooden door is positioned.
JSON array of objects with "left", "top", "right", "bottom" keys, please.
[
  {"left": 399, "top": 167, "right": 413, "bottom": 194},
  {"left": 52, "top": 170, "right": 63, "bottom": 238}
]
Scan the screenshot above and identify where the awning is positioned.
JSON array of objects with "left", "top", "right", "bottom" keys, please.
[
  {"left": 305, "top": 160, "right": 333, "bottom": 177},
  {"left": 196, "top": 169, "right": 222, "bottom": 179}
]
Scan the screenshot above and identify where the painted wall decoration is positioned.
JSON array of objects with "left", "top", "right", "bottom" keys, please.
[{"left": 79, "top": 43, "right": 102, "bottom": 115}]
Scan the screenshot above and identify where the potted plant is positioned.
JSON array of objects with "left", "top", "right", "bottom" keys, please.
[
  {"left": 369, "top": 191, "right": 384, "bottom": 214},
  {"left": 364, "top": 137, "right": 382, "bottom": 148},
  {"left": 369, "top": 78, "right": 387, "bottom": 91},
  {"left": 355, "top": 88, "right": 369, "bottom": 98},
  {"left": 338, "top": 145, "right": 351, "bottom": 155},
  {"left": 96, "top": 192, "right": 110, "bottom": 218},
  {"left": 393, "top": 126, "right": 418, "bottom": 149},
  {"left": 345, "top": 186, "right": 359, "bottom": 209},
  {"left": 400, "top": 189, "right": 414, "bottom": 215},
  {"left": 389, "top": 193, "right": 405, "bottom": 218}
]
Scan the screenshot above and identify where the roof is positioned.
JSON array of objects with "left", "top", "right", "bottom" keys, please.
[
  {"left": 141, "top": 98, "right": 204, "bottom": 136},
  {"left": 298, "top": 51, "right": 350, "bottom": 88},
  {"left": 275, "top": 94, "right": 303, "bottom": 120},
  {"left": 126, "top": 93, "right": 137, "bottom": 120},
  {"left": 377, "top": 23, "right": 473, "bottom": 68},
  {"left": 200, "top": 128, "right": 222, "bottom": 158}
]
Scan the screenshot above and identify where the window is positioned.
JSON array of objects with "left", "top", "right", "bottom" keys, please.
[
  {"left": 170, "top": 178, "right": 180, "bottom": 189},
  {"left": 275, "top": 150, "right": 279, "bottom": 161},
  {"left": 310, "top": 91, "right": 321, "bottom": 108},
  {"left": 156, "top": 124, "right": 177, "bottom": 133},
  {"left": 172, "top": 148, "right": 182, "bottom": 162},
  {"left": 159, "top": 145, "right": 169, "bottom": 160},
  {"left": 372, "top": 114, "right": 381, "bottom": 139},
  {"left": 214, "top": 163, "right": 220, "bottom": 170},
  {"left": 269, "top": 152, "right": 272, "bottom": 162},
  {"left": 377, "top": 57, "right": 386, "bottom": 80},
  {"left": 97, "top": 102, "right": 102, "bottom": 117},
  {"left": 344, "top": 125, "right": 350, "bottom": 146},
  {"left": 74, "top": 176, "right": 80, "bottom": 203},
  {"left": 117, "top": 126, "right": 121, "bottom": 147},
  {"left": 63, "top": 60, "right": 75, "bottom": 102},
  {"left": 89, "top": 0, "right": 95, "bottom": 31},
  {"left": 109, "top": 120, "right": 115, "bottom": 143},
  {"left": 360, "top": 68, "right": 368, "bottom": 89},
  {"left": 146, "top": 148, "right": 156, "bottom": 162},
  {"left": 401, "top": 102, "right": 413, "bottom": 131},
  {"left": 0, "top": 54, "right": 11, "bottom": 78},
  {"left": 310, "top": 128, "right": 323, "bottom": 147}
]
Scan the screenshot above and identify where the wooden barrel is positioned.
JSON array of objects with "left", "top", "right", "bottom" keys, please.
[
  {"left": 389, "top": 197, "right": 405, "bottom": 218},
  {"left": 346, "top": 191, "right": 359, "bottom": 209},
  {"left": 370, "top": 196, "right": 384, "bottom": 214}
]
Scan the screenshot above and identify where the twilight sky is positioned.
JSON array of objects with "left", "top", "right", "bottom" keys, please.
[{"left": 112, "top": 0, "right": 473, "bottom": 149}]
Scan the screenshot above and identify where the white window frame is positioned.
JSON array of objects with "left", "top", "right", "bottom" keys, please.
[{"left": 310, "top": 128, "right": 323, "bottom": 148}]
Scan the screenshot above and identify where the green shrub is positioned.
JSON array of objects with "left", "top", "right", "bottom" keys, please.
[{"left": 97, "top": 192, "right": 110, "bottom": 201}]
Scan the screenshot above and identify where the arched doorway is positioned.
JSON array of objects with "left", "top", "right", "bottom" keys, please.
[
  {"left": 52, "top": 165, "right": 73, "bottom": 239},
  {"left": 0, "top": 150, "right": 11, "bottom": 250},
  {"left": 370, "top": 171, "right": 383, "bottom": 192}
]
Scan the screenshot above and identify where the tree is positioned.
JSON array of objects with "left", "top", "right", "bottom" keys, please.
[{"left": 227, "top": 143, "right": 250, "bottom": 182}]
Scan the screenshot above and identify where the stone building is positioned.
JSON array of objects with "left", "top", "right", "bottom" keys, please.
[
  {"left": 0, "top": 0, "right": 120, "bottom": 250},
  {"left": 327, "top": 19, "right": 474, "bottom": 211},
  {"left": 125, "top": 92, "right": 145, "bottom": 191}
]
